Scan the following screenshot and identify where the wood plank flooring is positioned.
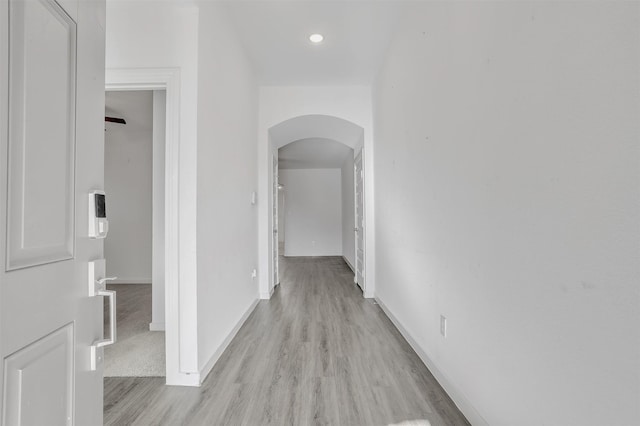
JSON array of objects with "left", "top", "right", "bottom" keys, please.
[{"left": 104, "top": 256, "right": 470, "bottom": 426}]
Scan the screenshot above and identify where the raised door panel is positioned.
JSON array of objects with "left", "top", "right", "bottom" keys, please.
[
  {"left": 6, "top": 0, "right": 76, "bottom": 270},
  {"left": 2, "top": 324, "right": 74, "bottom": 426}
]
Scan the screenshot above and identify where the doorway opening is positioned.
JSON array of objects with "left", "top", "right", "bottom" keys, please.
[
  {"left": 277, "top": 138, "right": 355, "bottom": 278},
  {"left": 103, "top": 90, "right": 166, "bottom": 377},
  {"left": 266, "top": 115, "right": 366, "bottom": 296},
  {"left": 105, "top": 67, "right": 189, "bottom": 386}
]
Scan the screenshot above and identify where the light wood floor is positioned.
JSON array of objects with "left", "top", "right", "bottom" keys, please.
[{"left": 104, "top": 256, "right": 470, "bottom": 426}]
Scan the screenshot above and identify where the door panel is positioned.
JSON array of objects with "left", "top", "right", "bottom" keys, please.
[
  {"left": 354, "top": 150, "right": 365, "bottom": 289},
  {"left": 3, "top": 324, "right": 74, "bottom": 426},
  {"left": 6, "top": 0, "right": 76, "bottom": 270},
  {"left": 1, "top": 0, "right": 106, "bottom": 424}
]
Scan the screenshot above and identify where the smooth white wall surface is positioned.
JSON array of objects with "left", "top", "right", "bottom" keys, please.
[
  {"left": 104, "top": 91, "right": 153, "bottom": 284},
  {"left": 258, "top": 86, "right": 376, "bottom": 297},
  {"left": 151, "top": 90, "right": 166, "bottom": 330},
  {"left": 196, "top": 3, "right": 259, "bottom": 376},
  {"left": 373, "top": 3, "right": 640, "bottom": 426},
  {"left": 341, "top": 152, "right": 355, "bottom": 270},
  {"left": 280, "top": 169, "right": 342, "bottom": 257},
  {"left": 106, "top": 1, "right": 200, "bottom": 380}
]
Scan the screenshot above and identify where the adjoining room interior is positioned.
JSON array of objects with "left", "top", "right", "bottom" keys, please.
[
  {"left": 277, "top": 138, "right": 356, "bottom": 277},
  {"left": 267, "top": 114, "right": 367, "bottom": 298},
  {"left": 103, "top": 90, "right": 166, "bottom": 377}
]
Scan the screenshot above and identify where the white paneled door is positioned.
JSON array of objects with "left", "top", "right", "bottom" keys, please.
[
  {"left": 272, "top": 155, "right": 279, "bottom": 289},
  {"left": 0, "top": 0, "right": 106, "bottom": 424},
  {"left": 354, "top": 150, "right": 365, "bottom": 290}
]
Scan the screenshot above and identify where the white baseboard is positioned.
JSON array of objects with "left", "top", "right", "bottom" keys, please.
[
  {"left": 259, "top": 286, "right": 274, "bottom": 300},
  {"left": 109, "top": 279, "right": 151, "bottom": 284},
  {"left": 363, "top": 291, "right": 375, "bottom": 298},
  {"left": 375, "top": 297, "right": 489, "bottom": 426},
  {"left": 167, "top": 371, "right": 201, "bottom": 387},
  {"left": 199, "top": 298, "right": 260, "bottom": 383},
  {"left": 342, "top": 256, "right": 355, "bottom": 273},
  {"left": 149, "top": 322, "right": 165, "bottom": 331}
]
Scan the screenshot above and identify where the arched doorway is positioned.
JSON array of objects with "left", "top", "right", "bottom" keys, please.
[{"left": 265, "top": 115, "right": 367, "bottom": 297}]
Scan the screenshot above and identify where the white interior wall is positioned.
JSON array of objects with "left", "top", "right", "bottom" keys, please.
[
  {"left": 104, "top": 91, "right": 153, "bottom": 284},
  {"left": 151, "top": 90, "right": 166, "bottom": 330},
  {"left": 373, "top": 3, "right": 640, "bottom": 425},
  {"left": 196, "top": 3, "right": 259, "bottom": 379},
  {"left": 258, "top": 86, "right": 375, "bottom": 298},
  {"left": 341, "top": 152, "right": 355, "bottom": 270},
  {"left": 280, "top": 169, "right": 342, "bottom": 257},
  {"left": 106, "top": 1, "right": 200, "bottom": 384}
]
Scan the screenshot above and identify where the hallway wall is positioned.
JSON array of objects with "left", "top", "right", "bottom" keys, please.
[
  {"left": 106, "top": 2, "right": 259, "bottom": 385},
  {"left": 373, "top": 2, "right": 640, "bottom": 426},
  {"left": 196, "top": 3, "right": 259, "bottom": 378},
  {"left": 106, "top": 1, "right": 200, "bottom": 381}
]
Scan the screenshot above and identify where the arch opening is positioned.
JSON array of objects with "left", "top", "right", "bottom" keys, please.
[
  {"left": 268, "top": 114, "right": 365, "bottom": 297},
  {"left": 268, "top": 114, "right": 364, "bottom": 150}
]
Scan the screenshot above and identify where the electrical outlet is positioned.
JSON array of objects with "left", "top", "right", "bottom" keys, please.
[
  {"left": 440, "top": 315, "right": 447, "bottom": 337},
  {"left": 251, "top": 269, "right": 257, "bottom": 279}
]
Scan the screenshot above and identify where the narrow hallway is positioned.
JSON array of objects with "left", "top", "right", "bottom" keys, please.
[{"left": 104, "top": 256, "right": 469, "bottom": 425}]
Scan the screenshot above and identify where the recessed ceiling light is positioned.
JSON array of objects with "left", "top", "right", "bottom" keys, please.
[{"left": 309, "top": 33, "right": 324, "bottom": 44}]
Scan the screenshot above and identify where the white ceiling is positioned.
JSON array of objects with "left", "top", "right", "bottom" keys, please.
[
  {"left": 279, "top": 138, "right": 353, "bottom": 169},
  {"left": 223, "top": 1, "right": 404, "bottom": 85}
]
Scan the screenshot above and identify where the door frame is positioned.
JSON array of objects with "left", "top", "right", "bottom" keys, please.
[
  {"left": 0, "top": 0, "right": 7, "bottom": 412},
  {"left": 105, "top": 68, "right": 184, "bottom": 385},
  {"left": 354, "top": 148, "right": 365, "bottom": 289},
  {"left": 272, "top": 155, "right": 279, "bottom": 287}
]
